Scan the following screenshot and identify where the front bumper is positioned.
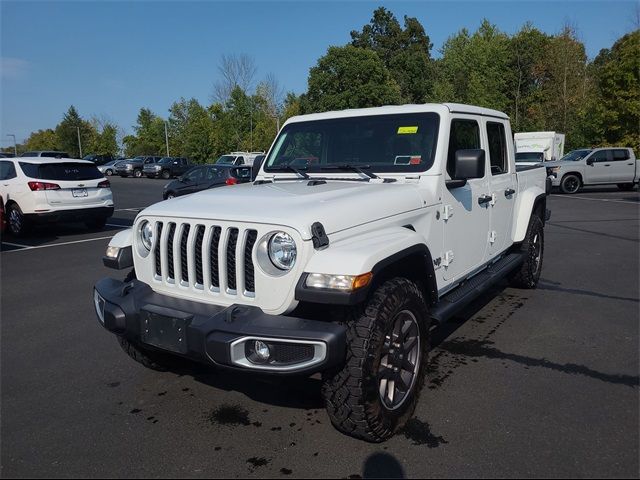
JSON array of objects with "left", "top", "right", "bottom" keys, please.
[
  {"left": 144, "top": 169, "right": 162, "bottom": 177},
  {"left": 93, "top": 278, "right": 346, "bottom": 375}
]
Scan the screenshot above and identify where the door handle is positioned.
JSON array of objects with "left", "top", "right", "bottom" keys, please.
[
  {"left": 504, "top": 188, "right": 516, "bottom": 197},
  {"left": 478, "top": 195, "right": 492, "bottom": 206},
  {"left": 604, "top": 164, "right": 611, "bottom": 167}
]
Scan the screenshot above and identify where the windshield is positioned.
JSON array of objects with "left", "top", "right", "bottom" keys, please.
[
  {"left": 516, "top": 152, "right": 544, "bottom": 162},
  {"left": 216, "top": 155, "right": 236, "bottom": 165},
  {"left": 265, "top": 113, "right": 440, "bottom": 173},
  {"left": 559, "top": 149, "right": 591, "bottom": 162},
  {"left": 19, "top": 162, "right": 103, "bottom": 180}
]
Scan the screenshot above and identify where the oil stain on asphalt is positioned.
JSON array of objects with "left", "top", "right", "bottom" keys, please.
[{"left": 208, "top": 404, "right": 252, "bottom": 426}]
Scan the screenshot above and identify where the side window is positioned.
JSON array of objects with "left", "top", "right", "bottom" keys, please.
[
  {"left": 0, "top": 161, "right": 17, "bottom": 180},
  {"left": 447, "top": 119, "right": 481, "bottom": 177},
  {"left": 591, "top": 150, "right": 610, "bottom": 162},
  {"left": 612, "top": 149, "right": 630, "bottom": 161},
  {"left": 235, "top": 156, "right": 244, "bottom": 165},
  {"left": 486, "top": 122, "right": 508, "bottom": 175}
]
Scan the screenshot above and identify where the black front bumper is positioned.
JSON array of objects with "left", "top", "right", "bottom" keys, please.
[
  {"left": 27, "top": 206, "right": 114, "bottom": 224},
  {"left": 93, "top": 278, "right": 346, "bottom": 375}
]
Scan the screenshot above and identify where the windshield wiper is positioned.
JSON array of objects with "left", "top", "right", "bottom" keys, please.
[
  {"left": 320, "top": 164, "right": 379, "bottom": 180},
  {"left": 278, "top": 164, "right": 310, "bottom": 179}
]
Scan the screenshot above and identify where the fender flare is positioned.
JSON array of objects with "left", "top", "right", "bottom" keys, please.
[
  {"left": 513, "top": 190, "right": 547, "bottom": 243},
  {"left": 103, "top": 228, "right": 134, "bottom": 270},
  {"left": 295, "top": 227, "right": 438, "bottom": 306}
]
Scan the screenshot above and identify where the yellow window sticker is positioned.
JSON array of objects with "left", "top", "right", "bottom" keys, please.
[{"left": 397, "top": 126, "right": 418, "bottom": 134}]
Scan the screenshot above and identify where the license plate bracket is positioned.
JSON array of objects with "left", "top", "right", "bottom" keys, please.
[{"left": 140, "top": 306, "right": 192, "bottom": 354}]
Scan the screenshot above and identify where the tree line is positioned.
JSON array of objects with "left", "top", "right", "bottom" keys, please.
[{"left": 5, "top": 7, "right": 638, "bottom": 159}]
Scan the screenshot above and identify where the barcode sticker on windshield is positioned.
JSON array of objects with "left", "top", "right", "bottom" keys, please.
[{"left": 397, "top": 126, "right": 418, "bottom": 134}]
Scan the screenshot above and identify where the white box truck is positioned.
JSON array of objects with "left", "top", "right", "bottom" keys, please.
[{"left": 514, "top": 132, "right": 565, "bottom": 165}]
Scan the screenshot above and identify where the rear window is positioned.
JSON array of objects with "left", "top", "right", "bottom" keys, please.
[{"left": 19, "top": 162, "right": 103, "bottom": 180}]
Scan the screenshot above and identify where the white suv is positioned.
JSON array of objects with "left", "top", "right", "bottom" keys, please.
[{"left": 0, "top": 157, "right": 114, "bottom": 236}]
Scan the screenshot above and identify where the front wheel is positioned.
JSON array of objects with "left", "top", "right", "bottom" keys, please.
[
  {"left": 322, "top": 278, "right": 430, "bottom": 442},
  {"left": 105, "top": 169, "right": 113, "bottom": 176},
  {"left": 560, "top": 174, "right": 581, "bottom": 194}
]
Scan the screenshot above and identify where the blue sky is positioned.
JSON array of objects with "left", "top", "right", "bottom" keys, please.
[{"left": 1, "top": 1, "right": 637, "bottom": 144}]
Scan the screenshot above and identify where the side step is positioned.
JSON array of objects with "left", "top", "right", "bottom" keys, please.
[{"left": 430, "top": 253, "right": 524, "bottom": 324}]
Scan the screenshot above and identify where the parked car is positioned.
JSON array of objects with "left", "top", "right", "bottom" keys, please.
[
  {"left": 98, "top": 159, "right": 126, "bottom": 176},
  {"left": 0, "top": 153, "right": 16, "bottom": 158},
  {"left": 0, "top": 157, "right": 113, "bottom": 236},
  {"left": 162, "top": 164, "right": 251, "bottom": 199},
  {"left": 546, "top": 147, "right": 638, "bottom": 193},
  {"left": 20, "top": 151, "right": 71, "bottom": 158},
  {"left": 83, "top": 154, "right": 117, "bottom": 166},
  {"left": 144, "top": 157, "right": 191, "bottom": 179},
  {"left": 215, "top": 151, "right": 265, "bottom": 166},
  {"left": 0, "top": 196, "right": 5, "bottom": 234},
  {"left": 95, "top": 102, "right": 550, "bottom": 442},
  {"left": 116, "top": 156, "right": 162, "bottom": 178}
]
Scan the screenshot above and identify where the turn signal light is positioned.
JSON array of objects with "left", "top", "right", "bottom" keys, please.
[
  {"left": 98, "top": 180, "right": 111, "bottom": 188},
  {"left": 28, "top": 181, "right": 60, "bottom": 191}
]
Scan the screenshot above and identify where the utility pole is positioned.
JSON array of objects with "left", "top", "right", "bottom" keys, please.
[
  {"left": 7, "top": 134, "right": 17, "bottom": 156},
  {"left": 76, "top": 126, "right": 83, "bottom": 158},
  {"left": 164, "top": 121, "right": 170, "bottom": 156}
]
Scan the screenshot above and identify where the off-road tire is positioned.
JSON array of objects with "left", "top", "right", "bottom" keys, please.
[
  {"left": 560, "top": 174, "right": 581, "bottom": 194},
  {"left": 617, "top": 183, "right": 635, "bottom": 191},
  {"left": 117, "top": 336, "right": 180, "bottom": 372},
  {"left": 162, "top": 170, "right": 171, "bottom": 180},
  {"left": 7, "top": 203, "right": 29, "bottom": 237},
  {"left": 511, "top": 214, "right": 544, "bottom": 289},
  {"left": 322, "top": 278, "right": 430, "bottom": 442}
]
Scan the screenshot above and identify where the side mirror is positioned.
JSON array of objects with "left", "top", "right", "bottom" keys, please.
[
  {"left": 447, "top": 149, "right": 485, "bottom": 189},
  {"left": 586, "top": 158, "right": 594, "bottom": 166}
]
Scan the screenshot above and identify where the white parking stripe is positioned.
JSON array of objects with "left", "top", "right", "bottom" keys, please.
[
  {"left": 1, "top": 236, "right": 113, "bottom": 252},
  {"left": 550, "top": 194, "right": 639, "bottom": 205}
]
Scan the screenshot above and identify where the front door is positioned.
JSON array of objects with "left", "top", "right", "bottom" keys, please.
[
  {"left": 584, "top": 150, "right": 611, "bottom": 184},
  {"left": 485, "top": 120, "right": 516, "bottom": 257},
  {"left": 442, "top": 117, "right": 491, "bottom": 282}
]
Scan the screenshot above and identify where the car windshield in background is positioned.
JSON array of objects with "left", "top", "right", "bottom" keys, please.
[
  {"left": 516, "top": 152, "right": 544, "bottom": 162},
  {"left": 216, "top": 155, "right": 236, "bottom": 165},
  {"left": 159, "top": 157, "right": 173, "bottom": 164},
  {"left": 19, "top": 162, "right": 103, "bottom": 180},
  {"left": 560, "top": 149, "right": 591, "bottom": 162},
  {"left": 265, "top": 113, "right": 440, "bottom": 173}
]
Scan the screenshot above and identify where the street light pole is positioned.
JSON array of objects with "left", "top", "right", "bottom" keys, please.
[
  {"left": 164, "top": 121, "right": 170, "bottom": 156},
  {"left": 7, "top": 134, "right": 17, "bottom": 156},
  {"left": 76, "top": 127, "right": 83, "bottom": 158}
]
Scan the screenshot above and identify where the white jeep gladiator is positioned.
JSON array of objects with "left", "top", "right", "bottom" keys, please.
[{"left": 94, "top": 103, "right": 550, "bottom": 442}]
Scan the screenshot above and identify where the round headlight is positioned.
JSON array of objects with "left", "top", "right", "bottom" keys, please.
[
  {"left": 268, "top": 232, "right": 297, "bottom": 270},
  {"left": 140, "top": 220, "right": 153, "bottom": 251}
]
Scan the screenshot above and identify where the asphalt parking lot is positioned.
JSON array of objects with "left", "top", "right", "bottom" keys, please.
[{"left": 1, "top": 176, "right": 638, "bottom": 478}]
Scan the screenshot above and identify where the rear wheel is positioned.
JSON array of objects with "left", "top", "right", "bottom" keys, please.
[
  {"left": 7, "top": 203, "right": 28, "bottom": 237},
  {"left": 511, "top": 214, "right": 544, "bottom": 289},
  {"left": 133, "top": 169, "right": 143, "bottom": 178},
  {"left": 322, "top": 278, "right": 429, "bottom": 442},
  {"left": 560, "top": 174, "right": 581, "bottom": 194},
  {"left": 162, "top": 170, "right": 171, "bottom": 180},
  {"left": 617, "top": 183, "right": 635, "bottom": 191},
  {"left": 105, "top": 169, "right": 113, "bottom": 176}
]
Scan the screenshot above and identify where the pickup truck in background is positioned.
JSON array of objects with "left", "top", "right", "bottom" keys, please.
[
  {"left": 515, "top": 131, "right": 565, "bottom": 165},
  {"left": 94, "top": 103, "right": 549, "bottom": 442},
  {"left": 144, "top": 157, "right": 191, "bottom": 179},
  {"left": 547, "top": 147, "right": 638, "bottom": 194}
]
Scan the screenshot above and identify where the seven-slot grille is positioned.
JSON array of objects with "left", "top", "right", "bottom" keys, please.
[{"left": 151, "top": 221, "right": 258, "bottom": 297}]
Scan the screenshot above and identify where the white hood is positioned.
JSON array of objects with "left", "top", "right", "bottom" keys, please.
[{"left": 140, "top": 179, "right": 425, "bottom": 239}]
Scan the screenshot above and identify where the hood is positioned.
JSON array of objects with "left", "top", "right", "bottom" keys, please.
[{"left": 140, "top": 179, "right": 425, "bottom": 239}]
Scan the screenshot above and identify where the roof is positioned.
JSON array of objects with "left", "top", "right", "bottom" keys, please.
[
  {"left": 286, "top": 103, "right": 509, "bottom": 125},
  {"left": 13, "top": 157, "right": 94, "bottom": 165}
]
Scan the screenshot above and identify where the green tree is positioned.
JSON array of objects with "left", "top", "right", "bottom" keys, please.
[
  {"left": 168, "top": 98, "right": 216, "bottom": 163},
  {"left": 351, "top": 7, "right": 434, "bottom": 103},
  {"left": 23, "top": 129, "right": 58, "bottom": 151},
  {"left": 90, "top": 122, "right": 119, "bottom": 156},
  {"left": 123, "top": 108, "right": 166, "bottom": 156},
  {"left": 54, "top": 106, "right": 96, "bottom": 158},
  {"left": 302, "top": 45, "right": 402, "bottom": 113}
]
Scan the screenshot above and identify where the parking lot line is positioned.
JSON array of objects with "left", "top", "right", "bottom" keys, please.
[
  {"left": 550, "top": 194, "right": 638, "bottom": 204},
  {"left": 1, "top": 235, "right": 114, "bottom": 253}
]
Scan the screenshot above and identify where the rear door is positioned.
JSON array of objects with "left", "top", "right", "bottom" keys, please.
[
  {"left": 442, "top": 117, "right": 491, "bottom": 281},
  {"left": 485, "top": 120, "right": 516, "bottom": 256},
  {"left": 609, "top": 149, "right": 635, "bottom": 183},
  {"left": 584, "top": 150, "right": 611, "bottom": 184}
]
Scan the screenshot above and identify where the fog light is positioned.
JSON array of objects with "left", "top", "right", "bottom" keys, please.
[
  {"left": 254, "top": 340, "right": 271, "bottom": 361},
  {"left": 105, "top": 246, "right": 120, "bottom": 258}
]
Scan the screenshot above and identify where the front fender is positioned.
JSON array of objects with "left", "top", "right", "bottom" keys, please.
[
  {"left": 303, "top": 226, "right": 427, "bottom": 276},
  {"left": 513, "top": 188, "right": 546, "bottom": 243},
  {"left": 108, "top": 228, "right": 133, "bottom": 249}
]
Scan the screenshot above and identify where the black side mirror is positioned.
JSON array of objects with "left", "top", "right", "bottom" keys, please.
[
  {"left": 586, "top": 158, "right": 594, "bottom": 166},
  {"left": 446, "top": 149, "right": 485, "bottom": 189}
]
